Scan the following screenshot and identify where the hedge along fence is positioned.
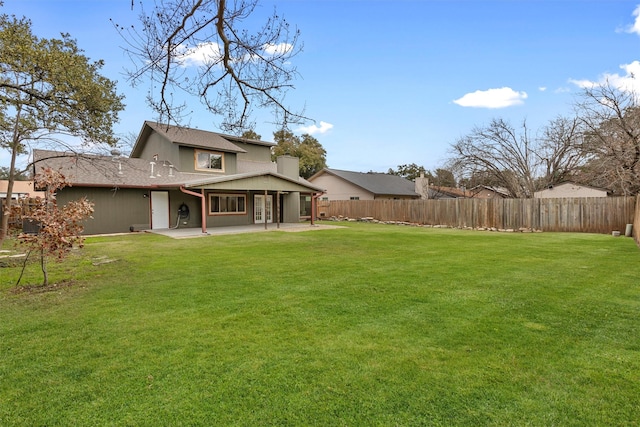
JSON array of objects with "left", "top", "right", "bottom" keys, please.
[{"left": 318, "top": 197, "right": 637, "bottom": 235}]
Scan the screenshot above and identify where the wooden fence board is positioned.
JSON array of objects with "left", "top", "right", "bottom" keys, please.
[{"left": 319, "top": 197, "right": 637, "bottom": 235}]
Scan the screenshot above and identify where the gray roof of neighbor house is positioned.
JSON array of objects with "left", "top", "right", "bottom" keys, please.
[
  {"left": 312, "top": 168, "right": 418, "bottom": 197},
  {"left": 131, "top": 121, "right": 276, "bottom": 157}
]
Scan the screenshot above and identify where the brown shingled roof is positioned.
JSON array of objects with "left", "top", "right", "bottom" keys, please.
[
  {"left": 33, "top": 149, "right": 193, "bottom": 188},
  {"left": 131, "top": 121, "right": 251, "bottom": 157}
]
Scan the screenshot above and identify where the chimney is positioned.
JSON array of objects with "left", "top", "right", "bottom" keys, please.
[{"left": 277, "top": 155, "right": 300, "bottom": 179}]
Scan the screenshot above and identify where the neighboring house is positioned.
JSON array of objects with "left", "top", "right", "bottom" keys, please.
[
  {"left": 425, "top": 186, "right": 470, "bottom": 199},
  {"left": 308, "top": 168, "right": 419, "bottom": 201},
  {"left": 534, "top": 182, "right": 610, "bottom": 198},
  {"left": 0, "top": 180, "right": 45, "bottom": 199},
  {"left": 414, "top": 174, "right": 470, "bottom": 199},
  {"left": 413, "top": 174, "right": 471, "bottom": 200},
  {"left": 469, "top": 185, "right": 510, "bottom": 199},
  {"left": 32, "top": 121, "right": 324, "bottom": 235}
]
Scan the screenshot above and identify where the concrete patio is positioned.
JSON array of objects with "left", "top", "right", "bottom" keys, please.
[{"left": 146, "top": 222, "right": 344, "bottom": 239}]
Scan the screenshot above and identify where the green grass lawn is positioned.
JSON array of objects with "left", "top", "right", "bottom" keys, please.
[{"left": 1, "top": 222, "right": 639, "bottom": 426}]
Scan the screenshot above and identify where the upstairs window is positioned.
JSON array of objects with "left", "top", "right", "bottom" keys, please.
[{"left": 195, "top": 150, "right": 224, "bottom": 172}]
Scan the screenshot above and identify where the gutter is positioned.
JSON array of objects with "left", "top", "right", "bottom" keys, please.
[{"left": 180, "top": 186, "right": 207, "bottom": 234}]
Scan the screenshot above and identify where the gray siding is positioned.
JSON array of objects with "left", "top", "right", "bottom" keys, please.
[
  {"left": 137, "top": 132, "right": 180, "bottom": 164},
  {"left": 235, "top": 141, "right": 272, "bottom": 162},
  {"left": 281, "top": 192, "right": 301, "bottom": 223},
  {"left": 178, "top": 146, "right": 238, "bottom": 174},
  {"left": 56, "top": 187, "right": 151, "bottom": 235}
]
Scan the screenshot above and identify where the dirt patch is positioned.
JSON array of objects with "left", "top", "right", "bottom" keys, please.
[{"left": 10, "top": 280, "right": 80, "bottom": 295}]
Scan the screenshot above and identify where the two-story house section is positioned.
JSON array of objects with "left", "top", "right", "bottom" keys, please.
[{"left": 32, "top": 121, "right": 324, "bottom": 235}]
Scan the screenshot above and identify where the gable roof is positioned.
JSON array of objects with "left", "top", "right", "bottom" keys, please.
[
  {"left": 32, "top": 149, "right": 323, "bottom": 193},
  {"left": 33, "top": 149, "right": 200, "bottom": 188},
  {"left": 428, "top": 186, "right": 471, "bottom": 198},
  {"left": 131, "top": 121, "right": 276, "bottom": 157},
  {"left": 542, "top": 181, "right": 610, "bottom": 192},
  {"left": 469, "top": 185, "right": 510, "bottom": 198},
  {"left": 312, "top": 168, "right": 418, "bottom": 197}
]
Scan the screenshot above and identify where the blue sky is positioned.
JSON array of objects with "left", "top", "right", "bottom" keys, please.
[{"left": 4, "top": 0, "right": 640, "bottom": 173}]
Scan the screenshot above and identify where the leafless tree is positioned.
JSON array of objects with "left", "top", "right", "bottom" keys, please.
[
  {"left": 537, "top": 116, "right": 588, "bottom": 187},
  {"left": 448, "top": 116, "right": 588, "bottom": 198},
  {"left": 113, "top": 0, "right": 307, "bottom": 133},
  {"left": 575, "top": 81, "right": 640, "bottom": 195},
  {"left": 448, "top": 118, "right": 538, "bottom": 198}
]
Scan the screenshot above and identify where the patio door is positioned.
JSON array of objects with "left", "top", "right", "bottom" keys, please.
[
  {"left": 151, "top": 191, "right": 170, "bottom": 229},
  {"left": 254, "top": 194, "right": 273, "bottom": 224}
]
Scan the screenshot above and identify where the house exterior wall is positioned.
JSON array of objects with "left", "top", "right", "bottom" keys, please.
[
  {"left": 136, "top": 131, "right": 180, "bottom": 164},
  {"left": 534, "top": 183, "right": 608, "bottom": 198},
  {"left": 56, "top": 187, "right": 152, "bottom": 235},
  {"left": 309, "top": 174, "right": 373, "bottom": 200},
  {"left": 472, "top": 189, "right": 504, "bottom": 199},
  {"left": 206, "top": 191, "right": 253, "bottom": 227},
  {"left": 281, "top": 192, "right": 301, "bottom": 223},
  {"left": 177, "top": 146, "right": 238, "bottom": 175},
  {"left": 0, "top": 180, "right": 45, "bottom": 198},
  {"left": 235, "top": 141, "right": 272, "bottom": 162}
]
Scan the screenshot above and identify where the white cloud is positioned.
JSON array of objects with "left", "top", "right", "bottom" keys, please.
[
  {"left": 262, "top": 42, "right": 294, "bottom": 56},
  {"left": 453, "top": 87, "right": 528, "bottom": 108},
  {"left": 296, "top": 121, "right": 334, "bottom": 135},
  {"left": 569, "top": 60, "right": 640, "bottom": 93},
  {"left": 175, "top": 42, "right": 293, "bottom": 68},
  {"left": 624, "top": 5, "right": 640, "bottom": 35},
  {"left": 176, "top": 42, "right": 221, "bottom": 67},
  {"left": 538, "top": 86, "right": 547, "bottom": 92}
]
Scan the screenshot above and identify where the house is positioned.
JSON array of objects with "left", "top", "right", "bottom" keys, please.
[
  {"left": 32, "top": 121, "right": 324, "bottom": 235},
  {"left": 534, "top": 182, "right": 610, "bottom": 198},
  {"left": 0, "top": 180, "right": 45, "bottom": 199},
  {"left": 413, "top": 174, "right": 470, "bottom": 199},
  {"left": 308, "top": 168, "right": 419, "bottom": 201},
  {"left": 469, "top": 185, "right": 510, "bottom": 199},
  {"left": 424, "top": 186, "right": 471, "bottom": 199}
]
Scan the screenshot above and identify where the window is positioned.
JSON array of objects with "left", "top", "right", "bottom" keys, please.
[
  {"left": 350, "top": 196, "right": 360, "bottom": 200},
  {"left": 300, "top": 195, "right": 312, "bottom": 216},
  {"left": 195, "top": 150, "right": 224, "bottom": 172},
  {"left": 209, "top": 194, "right": 246, "bottom": 215}
]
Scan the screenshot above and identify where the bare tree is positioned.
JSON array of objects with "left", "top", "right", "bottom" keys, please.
[
  {"left": 537, "top": 116, "right": 587, "bottom": 187},
  {"left": 448, "top": 118, "right": 537, "bottom": 198},
  {"left": 114, "top": 0, "right": 307, "bottom": 133},
  {"left": 448, "top": 117, "right": 588, "bottom": 198},
  {"left": 575, "top": 81, "right": 640, "bottom": 195}
]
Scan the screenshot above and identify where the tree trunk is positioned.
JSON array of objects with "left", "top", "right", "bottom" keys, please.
[
  {"left": 0, "top": 106, "right": 23, "bottom": 246},
  {"left": 40, "top": 248, "right": 48, "bottom": 286}
]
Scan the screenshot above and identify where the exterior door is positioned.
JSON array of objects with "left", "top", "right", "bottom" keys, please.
[
  {"left": 254, "top": 194, "right": 273, "bottom": 224},
  {"left": 151, "top": 191, "right": 170, "bottom": 229}
]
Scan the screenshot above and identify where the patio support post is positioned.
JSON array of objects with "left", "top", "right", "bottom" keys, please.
[
  {"left": 201, "top": 189, "right": 206, "bottom": 233},
  {"left": 179, "top": 186, "right": 207, "bottom": 234},
  {"left": 311, "top": 192, "right": 325, "bottom": 226},
  {"left": 264, "top": 189, "right": 268, "bottom": 230},
  {"left": 276, "top": 191, "right": 281, "bottom": 229}
]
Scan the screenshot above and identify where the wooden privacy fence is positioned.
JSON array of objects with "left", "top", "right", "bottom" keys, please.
[
  {"left": 633, "top": 195, "right": 640, "bottom": 246},
  {"left": 318, "top": 197, "right": 637, "bottom": 235}
]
